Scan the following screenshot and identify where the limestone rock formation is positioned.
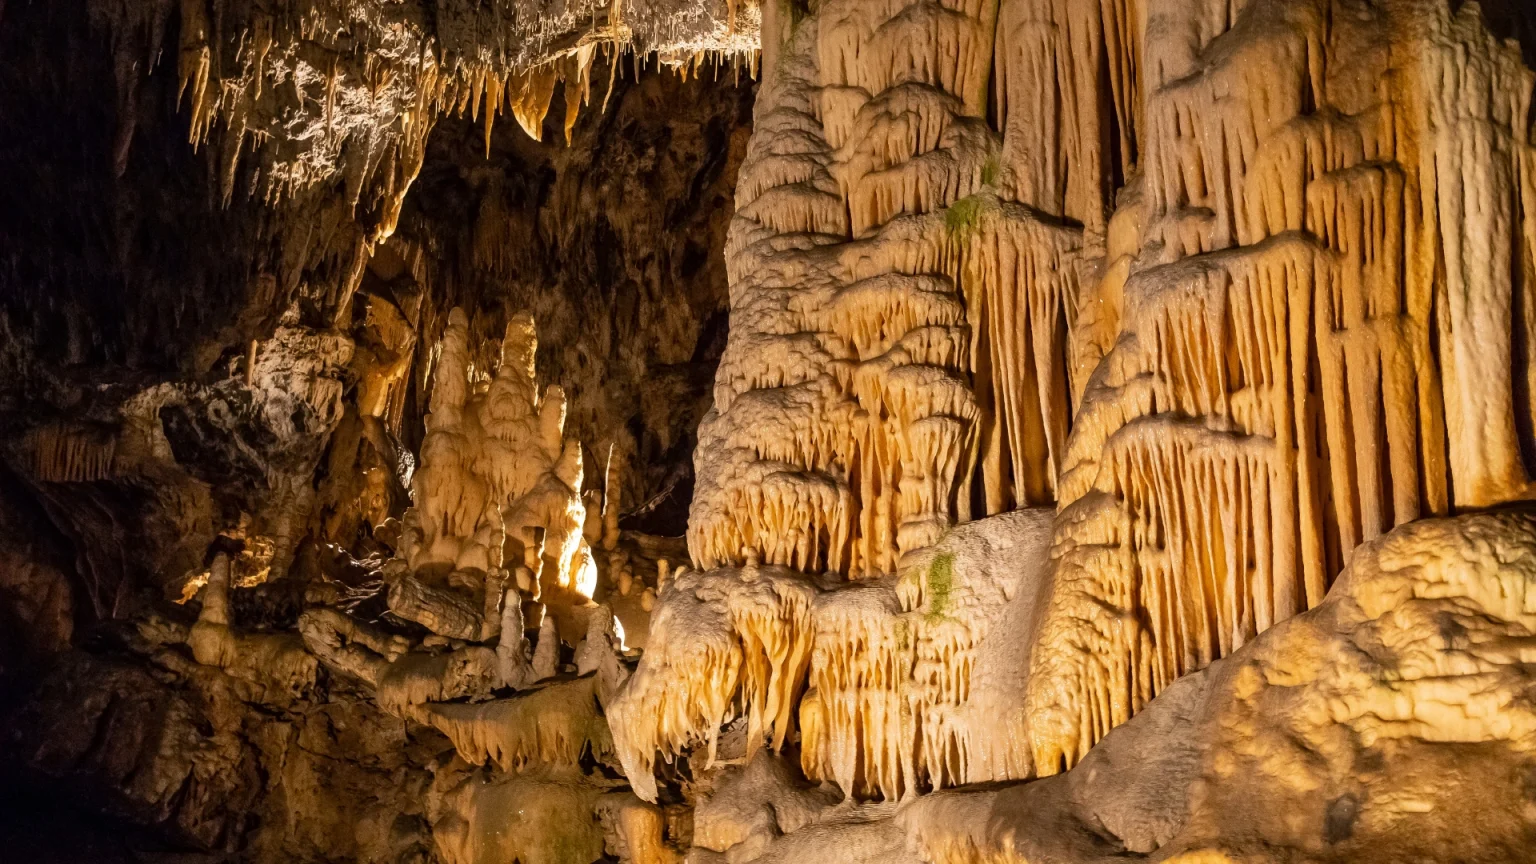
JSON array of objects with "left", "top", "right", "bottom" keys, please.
[
  {"left": 906, "top": 509, "right": 1536, "bottom": 863},
  {"left": 298, "top": 307, "right": 608, "bottom": 720},
  {"left": 0, "top": 5, "right": 745, "bottom": 855},
  {"left": 609, "top": 0, "right": 1536, "bottom": 858},
  {"left": 613, "top": 507, "right": 1055, "bottom": 801},
  {"left": 6, "top": 0, "right": 1536, "bottom": 862},
  {"left": 633, "top": 0, "right": 1536, "bottom": 802},
  {"left": 188, "top": 552, "right": 319, "bottom": 705},
  {"left": 395, "top": 307, "right": 596, "bottom": 629},
  {"left": 1030, "top": 0, "right": 1536, "bottom": 776}
]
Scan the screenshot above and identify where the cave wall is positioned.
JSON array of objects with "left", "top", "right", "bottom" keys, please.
[
  {"left": 0, "top": 0, "right": 368, "bottom": 643},
  {"left": 0, "top": 1, "right": 753, "bottom": 858},
  {"left": 391, "top": 66, "right": 753, "bottom": 533},
  {"left": 616, "top": 0, "right": 1536, "bottom": 848},
  {"left": 0, "top": 0, "right": 752, "bottom": 606},
  {"left": 5, "top": 0, "right": 1536, "bottom": 863}
]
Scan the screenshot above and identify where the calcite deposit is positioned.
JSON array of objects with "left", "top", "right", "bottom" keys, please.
[{"left": 4, "top": 0, "right": 1536, "bottom": 862}]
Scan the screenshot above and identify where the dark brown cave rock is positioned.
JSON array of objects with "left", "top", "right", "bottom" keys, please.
[{"left": 0, "top": 4, "right": 753, "bottom": 861}]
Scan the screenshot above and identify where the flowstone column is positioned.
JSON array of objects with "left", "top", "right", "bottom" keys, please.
[
  {"left": 1027, "top": 0, "right": 1536, "bottom": 772},
  {"left": 615, "top": 0, "right": 1109, "bottom": 802},
  {"left": 689, "top": 0, "right": 1086, "bottom": 581}
]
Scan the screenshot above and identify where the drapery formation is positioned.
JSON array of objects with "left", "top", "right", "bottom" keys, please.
[
  {"left": 621, "top": 0, "right": 1536, "bottom": 801},
  {"left": 1030, "top": 0, "right": 1536, "bottom": 772},
  {"left": 689, "top": 0, "right": 1092, "bottom": 579}
]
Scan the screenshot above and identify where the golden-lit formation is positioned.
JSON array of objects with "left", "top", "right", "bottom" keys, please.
[
  {"left": 690, "top": 0, "right": 1084, "bottom": 579},
  {"left": 1030, "top": 0, "right": 1536, "bottom": 773},
  {"left": 614, "top": 0, "right": 1536, "bottom": 859},
  {"left": 9, "top": 0, "right": 1536, "bottom": 863},
  {"left": 298, "top": 307, "right": 606, "bottom": 712}
]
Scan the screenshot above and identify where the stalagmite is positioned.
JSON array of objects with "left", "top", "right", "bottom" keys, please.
[
  {"left": 497, "top": 587, "right": 535, "bottom": 686},
  {"left": 531, "top": 614, "right": 561, "bottom": 681},
  {"left": 392, "top": 308, "right": 597, "bottom": 637},
  {"left": 292, "top": 307, "right": 603, "bottom": 722},
  {"left": 187, "top": 553, "right": 319, "bottom": 704},
  {"left": 604, "top": 447, "right": 622, "bottom": 552},
  {"left": 626, "top": 0, "right": 1117, "bottom": 804},
  {"left": 573, "top": 604, "right": 627, "bottom": 685},
  {"left": 596, "top": 793, "right": 682, "bottom": 864}
]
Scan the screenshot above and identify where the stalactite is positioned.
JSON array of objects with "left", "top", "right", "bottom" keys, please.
[
  {"left": 629, "top": 0, "right": 1536, "bottom": 819},
  {"left": 608, "top": 562, "right": 818, "bottom": 802},
  {"left": 1026, "top": 0, "right": 1536, "bottom": 774},
  {"left": 617, "top": 510, "right": 1052, "bottom": 802},
  {"left": 176, "top": 0, "right": 215, "bottom": 146},
  {"left": 421, "top": 676, "right": 615, "bottom": 772},
  {"left": 691, "top": 0, "right": 1086, "bottom": 580},
  {"left": 25, "top": 424, "right": 117, "bottom": 483},
  {"left": 149, "top": 0, "right": 762, "bottom": 223}
]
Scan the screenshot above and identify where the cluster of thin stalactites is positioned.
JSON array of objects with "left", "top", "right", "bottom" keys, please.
[{"left": 623, "top": 0, "right": 1536, "bottom": 805}]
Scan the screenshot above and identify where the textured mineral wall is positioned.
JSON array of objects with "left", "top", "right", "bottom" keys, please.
[
  {"left": 5, "top": 0, "right": 1536, "bottom": 862},
  {"left": 0, "top": 2, "right": 750, "bottom": 857},
  {"left": 1034, "top": 0, "right": 1536, "bottom": 773},
  {"left": 907, "top": 509, "right": 1536, "bottom": 864},
  {"left": 622, "top": 0, "right": 1536, "bottom": 810},
  {"left": 612, "top": 507, "right": 1054, "bottom": 801}
]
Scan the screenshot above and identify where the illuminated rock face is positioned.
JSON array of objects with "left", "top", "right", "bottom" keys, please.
[
  {"left": 689, "top": 0, "right": 1085, "bottom": 579},
  {"left": 398, "top": 307, "right": 598, "bottom": 623},
  {"left": 1031, "top": 0, "right": 1536, "bottom": 773},
  {"left": 613, "top": 507, "right": 1055, "bottom": 801},
  {"left": 297, "top": 309, "right": 604, "bottom": 710},
  {"left": 7, "top": 0, "right": 1536, "bottom": 861},
  {"left": 906, "top": 510, "right": 1536, "bottom": 864},
  {"left": 617, "top": 0, "right": 1536, "bottom": 851},
  {"left": 295, "top": 310, "right": 689, "bottom": 864},
  {"left": 676, "top": 0, "right": 1529, "bottom": 747}
]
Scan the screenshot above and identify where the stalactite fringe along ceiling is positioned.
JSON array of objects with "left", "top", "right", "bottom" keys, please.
[
  {"left": 5, "top": 0, "right": 1536, "bottom": 862},
  {"left": 87, "top": 0, "right": 764, "bottom": 334},
  {"left": 161, "top": 0, "right": 762, "bottom": 201}
]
